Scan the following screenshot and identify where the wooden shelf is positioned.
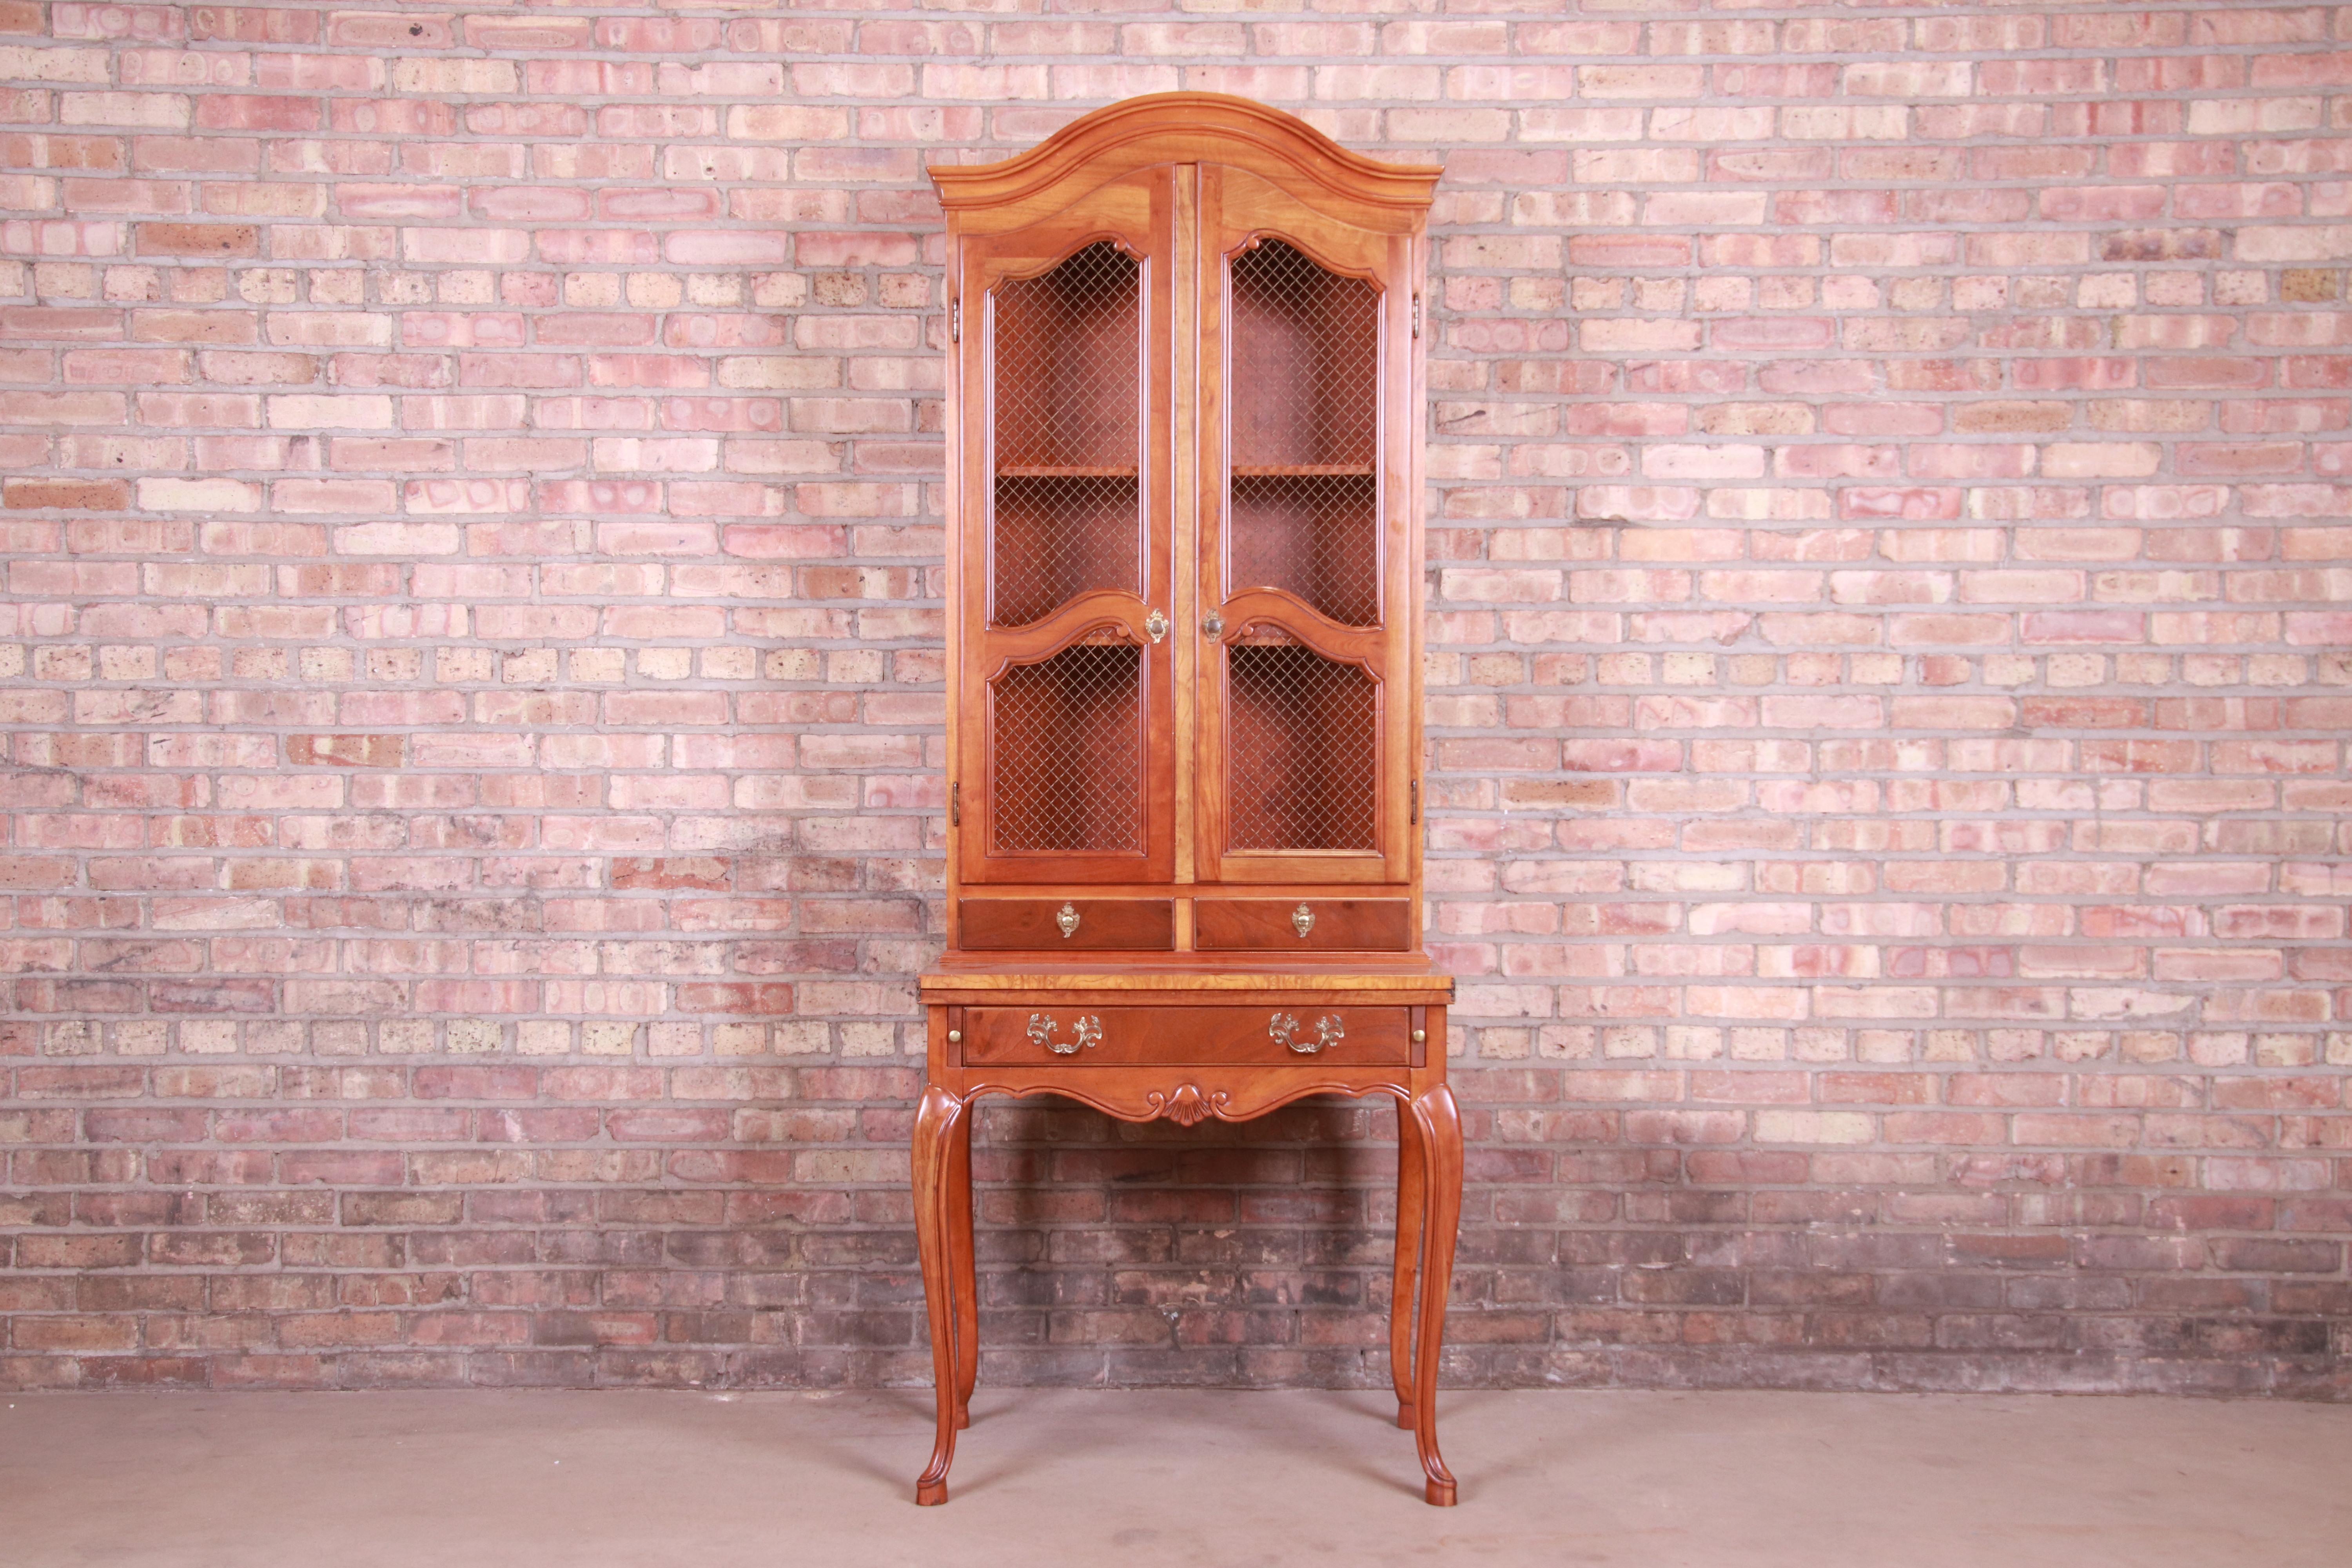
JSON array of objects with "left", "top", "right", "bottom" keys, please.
[
  {"left": 996, "top": 465, "right": 1139, "bottom": 479},
  {"left": 1232, "top": 463, "right": 1373, "bottom": 478}
]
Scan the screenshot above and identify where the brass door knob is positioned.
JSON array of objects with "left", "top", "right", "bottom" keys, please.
[{"left": 1145, "top": 608, "right": 1169, "bottom": 643}]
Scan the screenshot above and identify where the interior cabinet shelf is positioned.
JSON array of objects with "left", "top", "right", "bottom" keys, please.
[
  {"left": 996, "top": 465, "right": 1140, "bottom": 478},
  {"left": 1230, "top": 463, "right": 1374, "bottom": 477}
]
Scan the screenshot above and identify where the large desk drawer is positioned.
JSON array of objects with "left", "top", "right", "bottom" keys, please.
[{"left": 959, "top": 1005, "right": 1411, "bottom": 1066}]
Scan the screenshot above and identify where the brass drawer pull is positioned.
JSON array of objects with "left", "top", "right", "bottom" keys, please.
[
  {"left": 1291, "top": 902, "right": 1314, "bottom": 938},
  {"left": 1269, "top": 1012, "right": 1344, "bottom": 1054},
  {"left": 1029, "top": 1013, "right": 1101, "bottom": 1055},
  {"left": 1056, "top": 902, "right": 1080, "bottom": 939}
]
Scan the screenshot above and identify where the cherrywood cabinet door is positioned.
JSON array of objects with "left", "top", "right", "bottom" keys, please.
[
  {"left": 952, "top": 167, "right": 1178, "bottom": 886},
  {"left": 1192, "top": 163, "right": 1419, "bottom": 886}
]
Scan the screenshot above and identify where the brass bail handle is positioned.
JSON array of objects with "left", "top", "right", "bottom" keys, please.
[
  {"left": 1269, "top": 1012, "right": 1344, "bottom": 1054},
  {"left": 1029, "top": 1013, "right": 1102, "bottom": 1055}
]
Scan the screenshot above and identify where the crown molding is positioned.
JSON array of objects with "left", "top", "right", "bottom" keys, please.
[{"left": 929, "top": 93, "right": 1442, "bottom": 229}]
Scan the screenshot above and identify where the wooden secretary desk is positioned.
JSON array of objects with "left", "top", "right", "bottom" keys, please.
[{"left": 912, "top": 94, "right": 1459, "bottom": 1506}]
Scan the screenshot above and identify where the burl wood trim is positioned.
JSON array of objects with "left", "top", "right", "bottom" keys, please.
[
  {"left": 920, "top": 968, "right": 1452, "bottom": 999},
  {"left": 953, "top": 1073, "right": 1411, "bottom": 1127}
]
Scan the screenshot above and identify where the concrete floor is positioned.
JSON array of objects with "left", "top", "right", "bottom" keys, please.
[{"left": 3, "top": 1387, "right": 2345, "bottom": 1567}]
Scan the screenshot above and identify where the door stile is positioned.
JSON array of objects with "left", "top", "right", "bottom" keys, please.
[
  {"left": 1401, "top": 229, "right": 1428, "bottom": 906},
  {"left": 1191, "top": 163, "right": 1229, "bottom": 885},
  {"left": 1378, "top": 229, "right": 1416, "bottom": 878},
  {"left": 942, "top": 229, "right": 966, "bottom": 904},
  {"left": 1138, "top": 171, "right": 1178, "bottom": 887},
  {"left": 952, "top": 230, "right": 990, "bottom": 889},
  {"left": 1171, "top": 162, "right": 1200, "bottom": 900}
]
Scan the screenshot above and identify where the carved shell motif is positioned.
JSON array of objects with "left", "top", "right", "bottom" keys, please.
[{"left": 1146, "top": 1084, "right": 1230, "bottom": 1127}]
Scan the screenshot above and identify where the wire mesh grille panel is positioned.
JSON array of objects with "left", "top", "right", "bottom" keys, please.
[
  {"left": 1228, "top": 239, "right": 1377, "bottom": 469},
  {"left": 990, "top": 241, "right": 1142, "bottom": 627},
  {"left": 1225, "top": 640, "right": 1378, "bottom": 853},
  {"left": 1225, "top": 239, "right": 1380, "bottom": 628},
  {"left": 1229, "top": 472, "right": 1379, "bottom": 626},
  {"left": 990, "top": 642, "right": 1144, "bottom": 856}
]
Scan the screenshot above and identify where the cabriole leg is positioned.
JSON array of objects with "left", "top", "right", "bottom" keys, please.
[
  {"left": 1408, "top": 1082, "right": 1462, "bottom": 1506},
  {"left": 948, "top": 1102, "right": 978, "bottom": 1429},
  {"left": 911, "top": 1083, "right": 967, "bottom": 1505},
  {"left": 1390, "top": 1092, "right": 1426, "bottom": 1430}
]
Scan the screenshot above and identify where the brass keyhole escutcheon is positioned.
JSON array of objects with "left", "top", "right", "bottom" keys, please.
[
  {"left": 1145, "top": 608, "right": 1169, "bottom": 643},
  {"left": 1291, "top": 902, "right": 1314, "bottom": 938},
  {"left": 1201, "top": 611, "right": 1223, "bottom": 638},
  {"left": 1056, "top": 902, "right": 1080, "bottom": 939}
]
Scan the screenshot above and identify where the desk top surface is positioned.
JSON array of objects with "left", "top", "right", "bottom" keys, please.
[{"left": 920, "top": 952, "right": 1454, "bottom": 999}]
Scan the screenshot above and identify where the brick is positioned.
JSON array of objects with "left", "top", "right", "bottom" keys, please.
[{"left": 0, "top": 12, "right": 2344, "bottom": 1402}]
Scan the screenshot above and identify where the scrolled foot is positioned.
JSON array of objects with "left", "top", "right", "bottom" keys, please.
[
  {"left": 915, "top": 1478, "right": 949, "bottom": 1506},
  {"left": 955, "top": 1407, "right": 970, "bottom": 1430},
  {"left": 1425, "top": 1478, "right": 1457, "bottom": 1507},
  {"left": 1396, "top": 1403, "right": 1415, "bottom": 1430}
]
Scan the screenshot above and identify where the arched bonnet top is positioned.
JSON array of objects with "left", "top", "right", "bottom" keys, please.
[{"left": 928, "top": 93, "right": 1443, "bottom": 236}]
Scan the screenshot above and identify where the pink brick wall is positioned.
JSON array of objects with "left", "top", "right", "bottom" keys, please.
[{"left": 2, "top": 1, "right": 2349, "bottom": 1395}]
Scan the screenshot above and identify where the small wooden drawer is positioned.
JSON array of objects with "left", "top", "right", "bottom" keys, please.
[
  {"left": 957, "top": 898, "right": 1174, "bottom": 951},
  {"left": 1195, "top": 898, "right": 1414, "bottom": 952},
  {"left": 960, "top": 1005, "right": 1410, "bottom": 1066}
]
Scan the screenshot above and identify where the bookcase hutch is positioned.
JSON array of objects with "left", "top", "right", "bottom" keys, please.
[{"left": 913, "top": 93, "right": 1460, "bottom": 1506}]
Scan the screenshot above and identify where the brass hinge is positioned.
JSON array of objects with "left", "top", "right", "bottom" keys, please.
[
  {"left": 949, "top": 298, "right": 960, "bottom": 343},
  {"left": 949, "top": 780, "right": 959, "bottom": 826},
  {"left": 1410, "top": 779, "right": 1419, "bottom": 825},
  {"left": 1411, "top": 294, "right": 1421, "bottom": 339}
]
